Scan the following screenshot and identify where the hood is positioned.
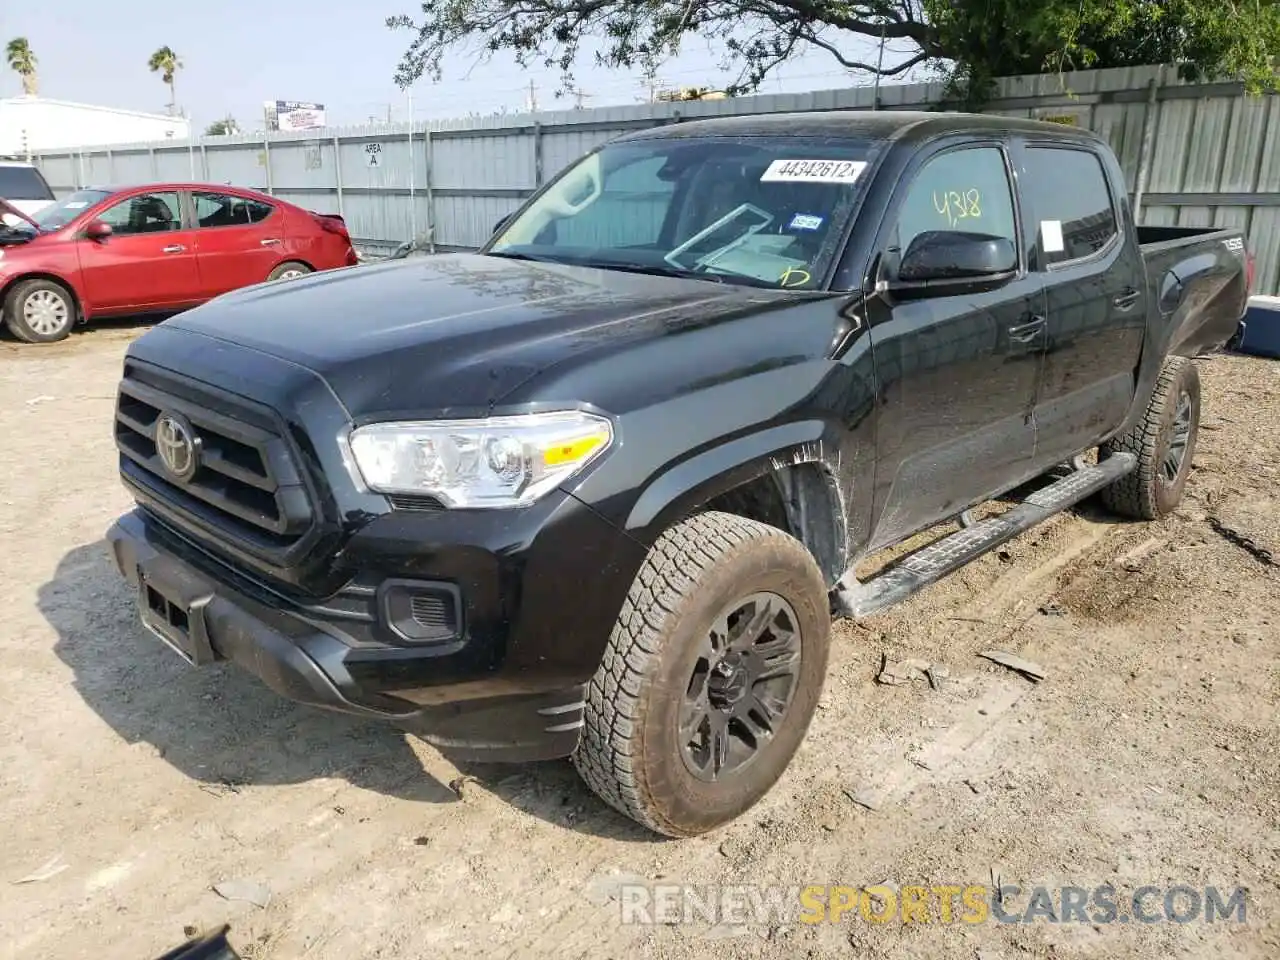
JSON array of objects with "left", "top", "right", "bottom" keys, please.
[{"left": 165, "top": 253, "right": 805, "bottom": 419}]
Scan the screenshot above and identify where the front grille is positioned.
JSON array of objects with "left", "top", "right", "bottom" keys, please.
[{"left": 114, "top": 368, "right": 315, "bottom": 557}]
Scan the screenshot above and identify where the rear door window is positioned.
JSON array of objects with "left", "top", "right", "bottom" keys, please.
[
  {"left": 0, "top": 165, "right": 54, "bottom": 201},
  {"left": 1022, "top": 147, "right": 1118, "bottom": 265},
  {"left": 193, "top": 192, "right": 275, "bottom": 228}
]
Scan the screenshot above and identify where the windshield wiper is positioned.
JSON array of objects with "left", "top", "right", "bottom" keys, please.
[
  {"left": 485, "top": 250, "right": 554, "bottom": 263},
  {"left": 570, "top": 259, "right": 789, "bottom": 289},
  {"left": 487, "top": 251, "right": 783, "bottom": 289},
  {"left": 575, "top": 261, "right": 726, "bottom": 283}
]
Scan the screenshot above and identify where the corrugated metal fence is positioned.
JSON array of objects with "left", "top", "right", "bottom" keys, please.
[{"left": 30, "top": 63, "right": 1280, "bottom": 293}]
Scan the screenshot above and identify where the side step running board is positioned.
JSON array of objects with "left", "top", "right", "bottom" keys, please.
[{"left": 831, "top": 453, "right": 1137, "bottom": 619}]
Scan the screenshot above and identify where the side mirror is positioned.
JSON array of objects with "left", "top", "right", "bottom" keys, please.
[
  {"left": 85, "top": 220, "right": 113, "bottom": 242},
  {"left": 889, "top": 231, "right": 1016, "bottom": 298},
  {"left": 492, "top": 214, "right": 513, "bottom": 237}
]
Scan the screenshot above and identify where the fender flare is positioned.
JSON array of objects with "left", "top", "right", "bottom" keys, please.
[{"left": 624, "top": 419, "right": 841, "bottom": 539}]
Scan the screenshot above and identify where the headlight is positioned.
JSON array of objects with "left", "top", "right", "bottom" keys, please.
[{"left": 346, "top": 411, "right": 613, "bottom": 508}]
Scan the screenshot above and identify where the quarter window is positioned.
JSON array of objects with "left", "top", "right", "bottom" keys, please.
[
  {"left": 96, "top": 192, "right": 182, "bottom": 235},
  {"left": 1023, "top": 147, "right": 1117, "bottom": 265},
  {"left": 894, "top": 146, "right": 1017, "bottom": 254}
]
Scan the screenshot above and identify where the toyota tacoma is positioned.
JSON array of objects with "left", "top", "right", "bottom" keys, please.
[{"left": 107, "top": 111, "right": 1249, "bottom": 837}]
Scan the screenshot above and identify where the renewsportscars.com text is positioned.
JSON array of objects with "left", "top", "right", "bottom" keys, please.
[{"left": 617, "top": 883, "right": 1248, "bottom": 926}]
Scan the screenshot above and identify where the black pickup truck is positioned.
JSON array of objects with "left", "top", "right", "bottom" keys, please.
[{"left": 106, "top": 111, "right": 1249, "bottom": 837}]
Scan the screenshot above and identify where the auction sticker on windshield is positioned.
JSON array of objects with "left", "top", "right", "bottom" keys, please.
[{"left": 761, "top": 159, "right": 868, "bottom": 183}]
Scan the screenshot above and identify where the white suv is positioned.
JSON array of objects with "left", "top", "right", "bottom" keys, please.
[{"left": 0, "top": 159, "right": 54, "bottom": 225}]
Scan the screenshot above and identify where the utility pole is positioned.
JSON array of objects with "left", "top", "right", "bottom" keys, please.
[
  {"left": 871, "top": 19, "right": 886, "bottom": 110},
  {"left": 527, "top": 78, "right": 539, "bottom": 112}
]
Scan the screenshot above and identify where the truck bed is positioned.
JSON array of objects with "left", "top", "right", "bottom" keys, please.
[
  {"left": 1137, "top": 224, "right": 1248, "bottom": 359},
  {"left": 1135, "top": 224, "right": 1233, "bottom": 247}
]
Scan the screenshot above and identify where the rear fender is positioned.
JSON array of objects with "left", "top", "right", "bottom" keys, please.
[{"left": 1117, "top": 241, "right": 1247, "bottom": 438}]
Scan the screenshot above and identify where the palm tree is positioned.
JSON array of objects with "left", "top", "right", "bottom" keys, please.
[
  {"left": 5, "top": 38, "right": 38, "bottom": 96},
  {"left": 148, "top": 46, "right": 183, "bottom": 115}
]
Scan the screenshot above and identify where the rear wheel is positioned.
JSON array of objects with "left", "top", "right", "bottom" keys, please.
[
  {"left": 1100, "top": 356, "right": 1201, "bottom": 520},
  {"left": 268, "top": 261, "right": 312, "bottom": 282},
  {"left": 572, "top": 511, "right": 830, "bottom": 837},
  {"left": 3, "top": 279, "right": 77, "bottom": 344}
]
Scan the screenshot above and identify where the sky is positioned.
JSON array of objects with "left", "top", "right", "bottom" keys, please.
[{"left": 0, "top": 1, "right": 931, "bottom": 130}]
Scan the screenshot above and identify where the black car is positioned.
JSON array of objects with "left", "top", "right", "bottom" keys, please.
[{"left": 106, "top": 111, "right": 1249, "bottom": 837}]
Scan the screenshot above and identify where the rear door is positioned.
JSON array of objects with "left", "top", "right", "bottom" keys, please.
[
  {"left": 76, "top": 190, "right": 202, "bottom": 312},
  {"left": 1015, "top": 140, "right": 1147, "bottom": 469},
  {"left": 190, "top": 191, "right": 282, "bottom": 297},
  {"left": 863, "top": 140, "right": 1047, "bottom": 550}
]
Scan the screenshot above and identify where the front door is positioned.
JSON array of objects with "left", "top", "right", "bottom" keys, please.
[
  {"left": 77, "top": 190, "right": 201, "bottom": 312},
  {"left": 864, "top": 141, "right": 1046, "bottom": 551}
]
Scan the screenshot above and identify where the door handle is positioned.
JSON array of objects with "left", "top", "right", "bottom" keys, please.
[
  {"left": 162, "top": 244, "right": 186, "bottom": 254},
  {"left": 1008, "top": 316, "right": 1045, "bottom": 343},
  {"left": 260, "top": 238, "right": 281, "bottom": 246},
  {"left": 1113, "top": 288, "right": 1141, "bottom": 311}
]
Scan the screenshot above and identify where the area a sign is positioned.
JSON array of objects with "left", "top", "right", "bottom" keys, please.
[{"left": 364, "top": 142, "right": 383, "bottom": 168}]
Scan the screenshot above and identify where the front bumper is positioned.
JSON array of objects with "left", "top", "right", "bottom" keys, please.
[{"left": 106, "top": 495, "right": 645, "bottom": 762}]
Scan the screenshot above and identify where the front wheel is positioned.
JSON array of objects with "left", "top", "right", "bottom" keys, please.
[
  {"left": 573, "top": 511, "right": 830, "bottom": 837},
  {"left": 267, "top": 261, "right": 312, "bottom": 283},
  {"left": 3, "top": 279, "right": 77, "bottom": 343},
  {"left": 1100, "top": 356, "right": 1201, "bottom": 520}
]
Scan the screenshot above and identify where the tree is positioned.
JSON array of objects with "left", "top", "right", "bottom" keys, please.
[
  {"left": 388, "top": 0, "right": 1280, "bottom": 105},
  {"left": 204, "top": 116, "right": 240, "bottom": 137},
  {"left": 655, "top": 85, "right": 729, "bottom": 101},
  {"left": 5, "top": 38, "right": 38, "bottom": 96},
  {"left": 926, "top": 0, "right": 1280, "bottom": 102},
  {"left": 148, "top": 46, "right": 183, "bottom": 115}
]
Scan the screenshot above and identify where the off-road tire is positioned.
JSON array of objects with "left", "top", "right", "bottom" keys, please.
[
  {"left": 1225, "top": 322, "right": 1245, "bottom": 353},
  {"left": 1100, "top": 356, "right": 1201, "bottom": 520},
  {"left": 572, "top": 511, "right": 830, "bottom": 837},
  {"left": 267, "top": 261, "right": 312, "bottom": 282},
  {"left": 3, "top": 278, "right": 77, "bottom": 343}
]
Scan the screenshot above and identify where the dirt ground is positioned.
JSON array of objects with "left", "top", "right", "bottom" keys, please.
[{"left": 1, "top": 324, "right": 1277, "bottom": 960}]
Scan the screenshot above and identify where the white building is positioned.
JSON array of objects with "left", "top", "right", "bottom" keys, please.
[{"left": 0, "top": 96, "right": 190, "bottom": 156}]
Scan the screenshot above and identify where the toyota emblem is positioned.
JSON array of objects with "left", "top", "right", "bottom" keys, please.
[{"left": 155, "top": 413, "right": 200, "bottom": 482}]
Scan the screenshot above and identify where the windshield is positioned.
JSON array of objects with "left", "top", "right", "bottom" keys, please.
[
  {"left": 488, "top": 135, "right": 881, "bottom": 290},
  {"left": 32, "top": 189, "right": 112, "bottom": 231}
]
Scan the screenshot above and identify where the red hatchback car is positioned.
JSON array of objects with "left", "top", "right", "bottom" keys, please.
[{"left": 0, "top": 183, "right": 358, "bottom": 343}]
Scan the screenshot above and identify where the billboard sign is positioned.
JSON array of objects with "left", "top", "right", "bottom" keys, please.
[{"left": 265, "top": 101, "right": 327, "bottom": 132}]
